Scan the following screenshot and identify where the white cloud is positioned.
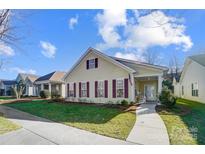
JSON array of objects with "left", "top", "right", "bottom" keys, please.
[
  {"left": 0, "top": 42, "right": 15, "bottom": 56},
  {"left": 95, "top": 10, "right": 193, "bottom": 54},
  {"left": 40, "top": 41, "right": 56, "bottom": 58},
  {"left": 96, "top": 9, "right": 127, "bottom": 49},
  {"left": 10, "top": 67, "right": 37, "bottom": 74},
  {"left": 125, "top": 10, "right": 193, "bottom": 51},
  {"left": 115, "top": 52, "right": 145, "bottom": 61},
  {"left": 69, "top": 15, "right": 78, "bottom": 30}
]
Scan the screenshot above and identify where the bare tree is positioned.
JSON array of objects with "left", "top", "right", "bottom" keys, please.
[
  {"left": 169, "top": 53, "right": 180, "bottom": 81},
  {"left": 12, "top": 80, "right": 25, "bottom": 99},
  {"left": 144, "top": 49, "right": 162, "bottom": 65}
]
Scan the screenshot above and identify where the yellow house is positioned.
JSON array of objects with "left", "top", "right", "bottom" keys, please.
[{"left": 63, "top": 47, "right": 168, "bottom": 104}]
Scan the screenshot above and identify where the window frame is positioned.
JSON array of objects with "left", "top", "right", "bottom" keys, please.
[
  {"left": 88, "top": 59, "right": 95, "bottom": 69},
  {"left": 97, "top": 80, "right": 104, "bottom": 97},
  {"left": 116, "top": 79, "right": 124, "bottom": 98},
  {"left": 81, "top": 82, "right": 87, "bottom": 97},
  {"left": 192, "top": 82, "right": 199, "bottom": 97},
  {"left": 68, "top": 82, "right": 74, "bottom": 97}
]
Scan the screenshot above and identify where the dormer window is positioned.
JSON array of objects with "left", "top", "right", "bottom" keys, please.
[{"left": 86, "top": 58, "right": 98, "bottom": 70}]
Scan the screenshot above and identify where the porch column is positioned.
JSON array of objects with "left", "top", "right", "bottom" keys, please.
[
  {"left": 48, "top": 83, "right": 52, "bottom": 94},
  {"left": 130, "top": 74, "right": 135, "bottom": 102},
  {"left": 158, "top": 75, "right": 163, "bottom": 94},
  {"left": 41, "top": 84, "right": 43, "bottom": 91}
]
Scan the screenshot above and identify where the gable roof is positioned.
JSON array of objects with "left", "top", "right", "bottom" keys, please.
[
  {"left": 35, "top": 71, "right": 66, "bottom": 82},
  {"left": 63, "top": 47, "right": 136, "bottom": 80},
  {"left": 1, "top": 80, "right": 16, "bottom": 85},
  {"left": 18, "top": 73, "right": 38, "bottom": 81},
  {"left": 26, "top": 75, "right": 39, "bottom": 83},
  {"left": 110, "top": 57, "right": 168, "bottom": 71},
  {"left": 189, "top": 54, "right": 205, "bottom": 67}
]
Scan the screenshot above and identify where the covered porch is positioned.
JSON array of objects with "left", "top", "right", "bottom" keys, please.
[
  {"left": 133, "top": 75, "right": 163, "bottom": 103},
  {"left": 35, "top": 81, "right": 65, "bottom": 98}
]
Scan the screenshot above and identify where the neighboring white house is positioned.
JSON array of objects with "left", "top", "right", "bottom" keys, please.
[
  {"left": 63, "top": 47, "right": 168, "bottom": 104},
  {"left": 0, "top": 80, "right": 16, "bottom": 96},
  {"left": 35, "top": 71, "right": 66, "bottom": 97},
  {"left": 16, "top": 73, "right": 39, "bottom": 96},
  {"left": 173, "top": 54, "right": 205, "bottom": 103}
]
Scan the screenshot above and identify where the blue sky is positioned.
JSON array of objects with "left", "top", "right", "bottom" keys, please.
[{"left": 1, "top": 9, "right": 205, "bottom": 79}]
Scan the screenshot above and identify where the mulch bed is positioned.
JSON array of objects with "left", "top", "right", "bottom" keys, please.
[
  {"left": 47, "top": 99, "right": 138, "bottom": 113},
  {"left": 155, "top": 104, "right": 192, "bottom": 116}
]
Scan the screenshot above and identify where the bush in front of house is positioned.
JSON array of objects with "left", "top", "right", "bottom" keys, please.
[
  {"left": 159, "top": 86, "right": 176, "bottom": 107},
  {"left": 51, "top": 91, "right": 61, "bottom": 99},
  {"left": 121, "top": 100, "right": 129, "bottom": 106},
  {"left": 39, "top": 90, "right": 50, "bottom": 98}
]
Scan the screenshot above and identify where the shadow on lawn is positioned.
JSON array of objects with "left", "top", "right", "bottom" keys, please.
[
  {"left": 0, "top": 100, "right": 134, "bottom": 125},
  {"left": 157, "top": 99, "right": 205, "bottom": 145}
]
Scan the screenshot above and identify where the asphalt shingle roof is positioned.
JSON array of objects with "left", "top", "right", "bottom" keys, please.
[
  {"left": 190, "top": 54, "right": 205, "bottom": 67},
  {"left": 35, "top": 71, "right": 65, "bottom": 82}
]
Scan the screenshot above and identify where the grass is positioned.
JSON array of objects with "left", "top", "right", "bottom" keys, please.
[
  {"left": 0, "top": 113, "right": 21, "bottom": 135},
  {"left": 157, "top": 98, "right": 205, "bottom": 145},
  {"left": 0, "top": 96, "right": 15, "bottom": 101},
  {"left": 5, "top": 100, "right": 136, "bottom": 140}
]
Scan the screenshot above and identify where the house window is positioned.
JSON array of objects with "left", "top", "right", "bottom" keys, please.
[
  {"left": 69, "top": 83, "right": 74, "bottom": 97},
  {"left": 192, "top": 82, "right": 199, "bottom": 97},
  {"left": 88, "top": 59, "right": 95, "bottom": 69},
  {"left": 116, "top": 79, "right": 124, "bottom": 98},
  {"left": 44, "top": 84, "right": 49, "bottom": 90},
  {"left": 182, "top": 86, "right": 184, "bottom": 96},
  {"left": 81, "top": 82, "right": 87, "bottom": 97},
  {"left": 97, "top": 81, "right": 104, "bottom": 97}
]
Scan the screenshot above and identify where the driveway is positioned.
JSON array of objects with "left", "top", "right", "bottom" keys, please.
[
  {"left": 126, "top": 103, "right": 170, "bottom": 145},
  {"left": 0, "top": 105, "right": 132, "bottom": 145}
]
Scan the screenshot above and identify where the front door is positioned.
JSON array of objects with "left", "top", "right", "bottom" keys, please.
[{"left": 144, "top": 84, "right": 156, "bottom": 101}]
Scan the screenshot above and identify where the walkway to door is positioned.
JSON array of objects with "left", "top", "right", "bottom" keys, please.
[{"left": 126, "top": 103, "right": 170, "bottom": 145}]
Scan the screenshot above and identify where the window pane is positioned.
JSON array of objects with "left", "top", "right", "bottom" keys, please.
[
  {"left": 116, "top": 79, "right": 124, "bottom": 97},
  {"left": 97, "top": 81, "right": 104, "bottom": 97},
  {"left": 89, "top": 59, "right": 95, "bottom": 69}
]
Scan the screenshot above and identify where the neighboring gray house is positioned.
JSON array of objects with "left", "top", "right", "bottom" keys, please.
[
  {"left": 16, "top": 73, "right": 39, "bottom": 96},
  {"left": 35, "top": 71, "right": 66, "bottom": 97},
  {"left": 0, "top": 80, "right": 16, "bottom": 96}
]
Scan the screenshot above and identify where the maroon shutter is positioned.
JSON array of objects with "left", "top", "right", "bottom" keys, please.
[
  {"left": 74, "top": 83, "right": 76, "bottom": 97},
  {"left": 112, "top": 79, "right": 116, "bottom": 98},
  {"left": 95, "top": 58, "right": 98, "bottom": 68},
  {"left": 87, "top": 82, "right": 89, "bottom": 97},
  {"left": 67, "top": 83, "right": 69, "bottom": 97},
  {"left": 124, "top": 78, "right": 129, "bottom": 98},
  {"left": 95, "top": 81, "right": 98, "bottom": 98},
  {"left": 79, "top": 82, "right": 81, "bottom": 97},
  {"left": 104, "top": 80, "right": 108, "bottom": 98},
  {"left": 86, "top": 60, "right": 89, "bottom": 69}
]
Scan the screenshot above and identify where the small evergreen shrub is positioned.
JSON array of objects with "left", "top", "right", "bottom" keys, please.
[
  {"left": 39, "top": 90, "right": 50, "bottom": 98},
  {"left": 51, "top": 91, "right": 61, "bottom": 99},
  {"left": 159, "top": 86, "right": 176, "bottom": 107},
  {"left": 121, "top": 100, "right": 129, "bottom": 106}
]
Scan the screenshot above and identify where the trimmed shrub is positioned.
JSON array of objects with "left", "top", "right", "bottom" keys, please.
[
  {"left": 121, "top": 100, "right": 129, "bottom": 106},
  {"left": 159, "top": 86, "right": 176, "bottom": 107},
  {"left": 39, "top": 90, "right": 50, "bottom": 98},
  {"left": 51, "top": 91, "right": 61, "bottom": 99}
]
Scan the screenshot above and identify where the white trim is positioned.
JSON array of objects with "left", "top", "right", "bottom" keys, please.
[
  {"left": 134, "top": 73, "right": 163, "bottom": 78},
  {"left": 63, "top": 47, "right": 135, "bottom": 81}
]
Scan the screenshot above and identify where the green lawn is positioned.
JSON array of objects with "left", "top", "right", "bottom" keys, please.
[
  {"left": 0, "top": 96, "right": 15, "bottom": 101},
  {"left": 5, "top": 100, "right": 136, "bottom": 140},
  {"left": 157, "top": 98, "right": 205, "bottom": 145},
  {"left": 0, "top": 113, "right": 21, "bottom": 135}
]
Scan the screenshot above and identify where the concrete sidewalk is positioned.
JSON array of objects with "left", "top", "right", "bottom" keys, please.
[
  {"left": 0, "top": 105, "right": 132, "bottom": 145},
  {"left": 126, "top": 103, "right": 170, "bottom": 145}
]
